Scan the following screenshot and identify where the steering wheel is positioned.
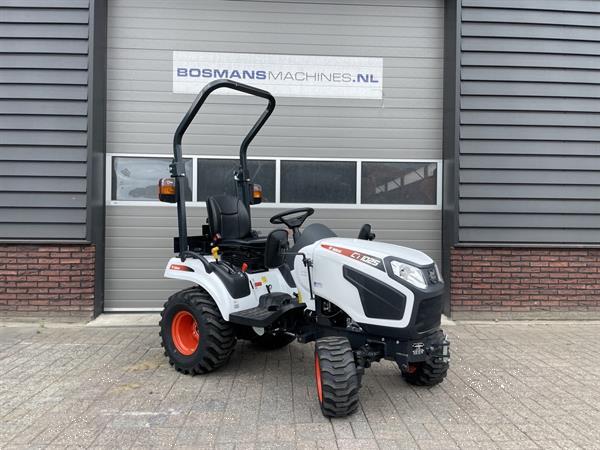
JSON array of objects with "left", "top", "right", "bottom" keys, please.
[{"left": 270, "top": 207, "right": 314, "bottom": 233}]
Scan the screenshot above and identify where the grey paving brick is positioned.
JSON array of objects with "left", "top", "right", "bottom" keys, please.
[
  {"left": 335, "top": 438, "right": 379, "bottom": 449},
  {"left": 399, "top": 439, "right": 424, "bottom": 449},
  {"left": 175, "top": 425, "right": 217, "bottom": 448},
  {"left": 0, "top": 321, "right": 598, "bottom": 449},
  {"left": 89, "top": 428, "right": 141, "bottom": 448},
  {"left": 294, "top": 441, "right": 318, "bottom": 450},
  {"left": 253, "top": 443, "right": 296, "bottom": 450},
  {"left": 417, "top": 440, "right": 461, "bottom": 450},
  {"left": 331, "top": 421, "right": 353, "bottom": 440},
  {"left": 294, "top": 423, "right": 335, "bottom": 441},
  {"left": 256, "top": 423, "right": 296, "bottom": 442},
  {"left": 132, "top": 426, "right": 180, "bottom": 448},
  {"left": 349, "top": 421, "right": 375, "bottom": 439},
  {"left": 217, "top": 423, "right": 258, "bottom": 444}
]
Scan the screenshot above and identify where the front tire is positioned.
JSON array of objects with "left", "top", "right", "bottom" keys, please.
[
  {"left": 160, "top": 287, "right": 236, "bottom": 374},
  {"left": 314, "top": 336, "right": 361, "bottom": 418},
  {"left": 401, "top": 358, "right": 449, "bottom": 386}
]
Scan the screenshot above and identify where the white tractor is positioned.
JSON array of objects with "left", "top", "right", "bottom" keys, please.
[{"left": 158, "top": 80, "right": 450, "bottom": 417}]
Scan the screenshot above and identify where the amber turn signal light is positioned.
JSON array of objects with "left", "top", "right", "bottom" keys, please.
[
  {"left": 158, "top": 178, "right": 177, "bottom": 203},
  {"left": 251, "top": 183, "right": 263, "bottom": 205}
]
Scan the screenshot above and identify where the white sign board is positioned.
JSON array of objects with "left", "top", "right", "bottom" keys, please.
[{"left": 173, "top": 51, "right": 383, "bottom": 99}]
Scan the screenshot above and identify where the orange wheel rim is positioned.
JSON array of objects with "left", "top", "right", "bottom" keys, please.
[
  {"left": 315, "top": 353, "right": 323, "bottom": 403},
  {"left": 171, "top": 310, "right": 199, "bottom": 356}
]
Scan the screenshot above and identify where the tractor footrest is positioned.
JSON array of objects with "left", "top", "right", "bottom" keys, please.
[{"left": 229, "top": 292, "right": 306, "bottom": 327}]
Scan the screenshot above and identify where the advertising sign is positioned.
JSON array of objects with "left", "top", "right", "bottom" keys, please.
[{"left": 173, "top": 51, "right": 383, "bottom": 99}]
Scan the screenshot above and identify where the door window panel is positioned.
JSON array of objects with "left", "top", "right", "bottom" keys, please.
[
  {"left": 361, "top": 162, "right": 437, "bottom": 205},
  {"left": 112, "top": 157, "right": 192, "bottom": 201},
  {"left": 280, "top": 160, "right": 356, "bottom": 204},
  {"left": 197, "top": 159, "right": 276, "bottom": 202}
]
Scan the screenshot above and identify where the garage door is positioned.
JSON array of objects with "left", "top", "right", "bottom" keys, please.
[{"left": 104, "top": 0, "right": 444, "bottom": 310}]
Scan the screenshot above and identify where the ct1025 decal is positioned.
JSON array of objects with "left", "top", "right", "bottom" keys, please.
[{"left": 321, "top": 244, "right": 384, "bottom": 271}]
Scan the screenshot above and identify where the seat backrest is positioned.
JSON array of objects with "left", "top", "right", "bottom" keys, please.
[
  {"left": 264, "top": 229, "right": 289, "bottom": 268},
  {"left": 206, "top": 195, "right": 251, "bottom": 240}
]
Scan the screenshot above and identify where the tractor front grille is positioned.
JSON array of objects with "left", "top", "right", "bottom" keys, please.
[
  {"left": 343, "top": 265, "right": 407, "bottom": 320},
  {"left": 415, "top": 295, "right": 443, "bottom": 333}
]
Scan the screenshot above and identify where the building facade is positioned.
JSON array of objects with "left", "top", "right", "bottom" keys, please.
[{"left": 1, "top": 0, "right": 599, "bottom": 318}]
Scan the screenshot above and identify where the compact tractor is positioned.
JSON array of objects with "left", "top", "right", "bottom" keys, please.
[{"left": 158, "top": 79, "right": 450, "bottom": 417}]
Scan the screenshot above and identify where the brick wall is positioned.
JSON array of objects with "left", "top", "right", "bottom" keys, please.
[
  {"left": 0, "top": 244, "right": 96, "bottom": 317},
  {"left": 451, "top": 247, "right": 600, "bottom": 318}
]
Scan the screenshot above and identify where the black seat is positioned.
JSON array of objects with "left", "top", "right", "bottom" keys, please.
[
  {"left": 264, "top": 229, "right": 289, "bottom": 268},
  {"left": 206, "top": 195, "right": 266, "bottom": 246}
]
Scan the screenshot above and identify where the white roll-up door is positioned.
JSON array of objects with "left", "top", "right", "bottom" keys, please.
[{"left": 105, "top": 0, "right": 444, "bottom": 310}]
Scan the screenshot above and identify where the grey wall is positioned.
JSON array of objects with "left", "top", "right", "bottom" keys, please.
[
  {"left": 457, "top": 0, "right": 600, "bottom": 244},
  {"left": 104, "top": 0, "right": 444, "bottom": 309},
  {"left": 0, "top": 0, "right": 90, "bottom": 240}
]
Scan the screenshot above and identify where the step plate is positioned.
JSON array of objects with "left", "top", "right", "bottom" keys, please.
[{"left": 229, "top": 302, "right": 306, "bottom": 327}]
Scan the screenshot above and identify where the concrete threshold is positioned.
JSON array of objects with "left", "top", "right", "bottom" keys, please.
[
  {"left": 10, "top": 313, "right": 598, "bottom": 329},
  {"left": 0, "top": 317, "right": 87, "bottom": 328},
  {"left": 87, "top": 313, "right": 161, "bottom": 327},
  {"left": 454, "top": 319, "right": 600, "bottom": 326},
  {"left": 88, "top": 313, "right": 456, "bottom": 328}
]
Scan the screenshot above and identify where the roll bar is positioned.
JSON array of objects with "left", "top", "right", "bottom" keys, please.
[{"left": 170, "top": 79, "right": 276, "bottom": 260}]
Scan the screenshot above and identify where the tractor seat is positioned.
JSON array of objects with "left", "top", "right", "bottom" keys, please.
[{"left": 206, "top": 195, "right": 266, "bottom": 247}]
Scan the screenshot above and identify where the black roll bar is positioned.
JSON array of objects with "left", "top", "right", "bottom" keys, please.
[{"left": 170, "top": 79, "right": 276, "bottom": 260}]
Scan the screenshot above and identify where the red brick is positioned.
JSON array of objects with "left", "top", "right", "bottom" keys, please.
[
  {"left": 28, "top": 288, "right": 48, "bottom": 294},
  {"left": 48, "top": 276, "right": 70, "bottom": 282},
  {"left": 549, "top": 261, "right": 569, "bottom": 268},
  {"left": 510, "top": 306, "right": 531, "bottom": 312},
  {"left": 0, "top": 244, "right": 95, "bottom": 317},
  {"left": 17, "top": 305, "right": 39, "bottom": 311},
  {"left": 38, "top": 258, "right": 59, "bottom": 264},
  {"left": 451, "top": 246, "right": 600, "bottom": 316},
  {"left": 472, "top": 305, "right": 491, "bottom": 311},
  {"left": 70, "top": 288, "right": 94, "bottom": 294},
  {"left": 37, "top": 247, "right": 60, "bottom": 252}
]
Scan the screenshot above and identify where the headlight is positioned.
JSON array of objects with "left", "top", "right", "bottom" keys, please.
[{"left": 389, "top": 260, "right": 427, "bottom": 290}]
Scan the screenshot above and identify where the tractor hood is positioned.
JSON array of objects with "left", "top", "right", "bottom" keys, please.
[
  {"left": 317, "top": 237, "right": 434, "bottom": 269},
  {"left": 304, "top": 236, "right": 442, "bottom": 328}
]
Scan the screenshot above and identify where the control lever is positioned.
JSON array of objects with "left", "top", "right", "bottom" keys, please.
[{"left": 282, "top": 251, "right": 314, "bottom": 300}]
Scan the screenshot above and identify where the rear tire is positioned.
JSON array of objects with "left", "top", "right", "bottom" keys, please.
[
  {"left": 401, "top": 358, "right": 449, "bottom": 386},
  {"left": 314, "top": 336, "right": 361, "bottom": 418},
  {"left": 160, "top": 287, "right": 236, "bottom": 374}
]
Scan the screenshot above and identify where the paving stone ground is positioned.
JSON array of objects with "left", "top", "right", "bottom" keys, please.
[{"left": 0, "top": 321, "right": 599, "bottom": 449}]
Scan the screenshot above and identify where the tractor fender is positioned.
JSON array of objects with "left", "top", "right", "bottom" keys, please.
[{"left": 163, "top": 257, "right": 251, "bottom": 320}]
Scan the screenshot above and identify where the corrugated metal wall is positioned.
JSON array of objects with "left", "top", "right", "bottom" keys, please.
[
  {"left": 0, "top": 0, "right": 90, "bottom": 240},
  {"left": 458, "top": 0, "right": 600, "bottom": 244},
  {"left": 105, "top": 0, "right": 444, "bottom": 310}
]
